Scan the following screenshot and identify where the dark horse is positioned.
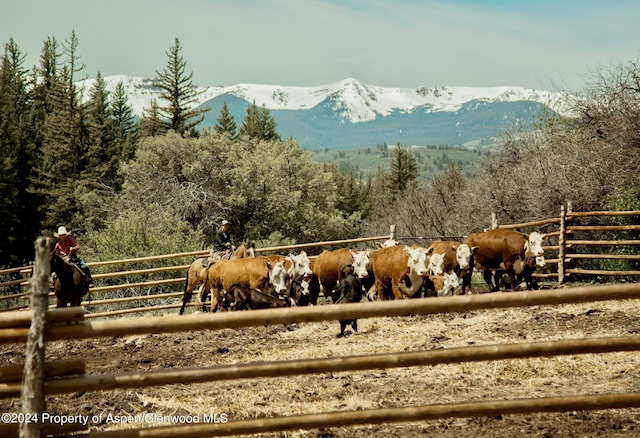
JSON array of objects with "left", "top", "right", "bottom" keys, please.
[{"left": 51, "top": 252, "right": 89, "bottom": 307}]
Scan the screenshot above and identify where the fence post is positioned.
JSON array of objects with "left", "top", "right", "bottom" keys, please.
[
  {"left": 20, "top": 237, "right": 50, "bottom": 438},
  {"left": 558, "top": 205, "right": 567, "bottom": 285},
  {"left": 491, "top": 212, "right": 498, "bottom": 230},
  {"left": 389, "top": 224, "right": 397, "bottom": 241}
]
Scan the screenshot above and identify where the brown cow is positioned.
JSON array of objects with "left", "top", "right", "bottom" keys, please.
[
  {"left": 369, "top": 245, "right": 434, "bottom": 300},
  {"left": 464, "top": 229, "right": 545, "bottom": 292},
  {"left": 179, "top": 241, "right": 255, "bottom": 315},
  {"left": 428, "top": 240, "right": 478, "bottom": 295},
  {"left": 207, "top": 257, "right": 288, "bottom": 312},
  {"left": 312, "top": 248, "right": 371, "bottom": 301}
]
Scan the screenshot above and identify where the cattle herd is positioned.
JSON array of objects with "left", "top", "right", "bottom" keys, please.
[{"left": 179, "top": 229, "right": 546, "bottom": 336}]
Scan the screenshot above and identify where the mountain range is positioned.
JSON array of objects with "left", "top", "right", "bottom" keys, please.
[{"left": 80, "top": 75, "right": 570, "bottom": 150}]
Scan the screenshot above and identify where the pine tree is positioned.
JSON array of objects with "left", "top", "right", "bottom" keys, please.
[
  {"left": 111, "top": 81, "right": 137, "bottom": 162},
  {"left": 152, "top": 37, "right": 209, "bottom": 136},
  {"left": 238, "top": 100, "right": 280, "bottom": 141},
  {"left": 388, "top": 143, "right": 418, "bottom": 195},
  {"left": 84, "top": 72, "right": 116, "bottom": 184},
  {"left": 214, "top": 101, "right": 237, "bottom": 140},
  {"left": 0, "top": 38, "right": 37, "bottom": 265},
  {"left": 36, "top": 31, "right": 87, "bottom": 229},
  {"left": 138, "top": 99, "right": 166, "bottom": 138}
]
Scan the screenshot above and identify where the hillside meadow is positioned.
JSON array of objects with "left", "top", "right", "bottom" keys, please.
[{"left": 308, "top": 145, "right": 487, "bottom": 180}]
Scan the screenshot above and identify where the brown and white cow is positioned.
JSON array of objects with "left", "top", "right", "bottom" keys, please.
[
  {"left": 312, "top": 248, "right": 371, "bottom": 301},
  {"left": 425, "top": 272, "right": 460, "bottom": 297},
  {"left": 428, "top": 240, "right": 478, "bottom": 294},
  {"left": 265, "top": 251, "right": 314, "bottom": 280},
  {"left": 369, "top": 245, "right": 434, "bottom": 300},
  {"left": 207, "top": 257, "right": 288, "bottom": 311},
  {"left": 464, "top": 229, "right": 545, "bottom": 292}
]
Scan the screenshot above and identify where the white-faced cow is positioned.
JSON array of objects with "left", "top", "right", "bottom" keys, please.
[
  {"left": 207, "top": 257, "right": 288, "bottom": 311},
  {"left": 376, "top": 239, "right": 399, "bottom": 248},
  {"left": 428, "top": 240, "right": 478, "bottom": 294},
  {"left": 265, "top": 251, "right": 314, "bottom": 281},
  {"left": 464, "top": 229, "right": 545, "bottom": 292},
  {"left": 426, "top": 272, "right": 459, "bottom": 297},
  {"left": 312, "top": 248, "right": 371, "bottom": 301},
  {"left": 369, "top": 245, "right": 434, "bottom": 300}
]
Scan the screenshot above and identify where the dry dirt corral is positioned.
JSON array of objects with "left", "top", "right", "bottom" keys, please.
[{"left": 3, "top": 286, "right": 640, "bottom": 437}]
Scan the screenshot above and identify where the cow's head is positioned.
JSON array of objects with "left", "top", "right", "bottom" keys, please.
[
  {"left": 440, "top": 272, "right": 459, "bottom": 297},
  {"left": 428, "top": 252, "right": 445, "bottom": 276},
  {"left": 376, "top": 239, "right": 399, "bottom": 248},
  {"left": 267, "top": 261, "right": 288, "bottom": 296},
  {"left": 350, "top": 250, "right": 371, "bottom": 280},
  {"left": 455, "top": 244, "right": 477, "bottom": 270},
  {"left": 405, "top": 246, "right": 432, "bottom": 277},
  {"left": 287, "top": 251, "right": 313, "bottom": 279},
  {"left": 524, "top": 232, "right": 545, "bottom": 257}
]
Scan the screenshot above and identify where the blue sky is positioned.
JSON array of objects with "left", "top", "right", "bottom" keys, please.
[{"left": 2, "top": 0, "right": 639, "bottom": 91}]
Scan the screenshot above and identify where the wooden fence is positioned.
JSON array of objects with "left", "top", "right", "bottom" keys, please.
[
  {"left": 2, "top": 240, "right": 640, "bottom": 437},
  {"left": 0, "top": 233, "right": 395, "bottom": 317},
  {"left": 2, "top": 208, "right": 639, "bottom": 317},
  {"left": 497, "top": 205, "right": 640, "bottom": 284}
]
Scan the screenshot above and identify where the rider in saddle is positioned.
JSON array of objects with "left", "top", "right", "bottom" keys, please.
[
  {"left": 53, "top": 225, "right": 94, "bottom": 287},
  {"left": 210, "top": 220, "right": 235, "bottom": 262}
]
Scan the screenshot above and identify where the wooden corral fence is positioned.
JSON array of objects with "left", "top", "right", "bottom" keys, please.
[
  {"left": 2, "top": 208, "right": 640, "bottom": 316},
  {"left": 496, "top": 204, "right": 640, "bottom": 284},
  {"left": 0, "top": 232, "right": 396, "bottom": 318},
  {"left": 2, "top": 240, "right": 640, "bottom": 437}
]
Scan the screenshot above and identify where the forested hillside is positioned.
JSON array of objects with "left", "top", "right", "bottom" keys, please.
[{"left": 1, "top": 33, "right": 639, "bottom": 268}]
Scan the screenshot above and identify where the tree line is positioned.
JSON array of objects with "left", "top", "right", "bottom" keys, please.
[
  {"left": 0, "top": 33, "right": 416, "bottom": 267},
  {"left": 2, "top": 31, "right": 639, "bottom": 268}
]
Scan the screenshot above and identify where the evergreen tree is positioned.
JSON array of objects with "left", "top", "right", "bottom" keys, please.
[
  {"left": 138, "top": 99, "right": 166, "bottom": 138},
  {"left": 0, "top": 38, "right": 36, "bottom": 265},
  {"left": 238, "top": 100, "right": 280, "bottom": 141},
  {"left": 388, "top": 143, "right": 418, "bottom": 195},
  {"left": 151, "top": 37, "right": 209, "bottom": 136},
  {"left": 111, "top": 81, "right": 137, "bottom": 162},
  {"left": 214, "top": 101, "right": 237, "bottom": 140},
  {"left": 35, "top": 31, "right": 87, "bottom": 230},
  {"left": 84, "top": 72, "right": 115, "bottom": 178}
]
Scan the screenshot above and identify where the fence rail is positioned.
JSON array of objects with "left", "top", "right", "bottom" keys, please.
[{"left": 3, "top": 257, "right": 640, "bottom": 437}]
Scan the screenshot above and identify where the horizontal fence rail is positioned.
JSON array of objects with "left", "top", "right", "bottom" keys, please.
[{"left": 2, "top": 283, "right": 640, "bottom": 344}]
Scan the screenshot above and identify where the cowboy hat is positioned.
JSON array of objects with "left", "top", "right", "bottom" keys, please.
[
  {"left": 54, "top": 226, "right": 71, "bottom": 237},
  {"left": 221, "top": 220, "right": 230, "bottom": 226}
]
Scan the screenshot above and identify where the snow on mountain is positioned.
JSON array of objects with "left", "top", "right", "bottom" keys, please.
[{"left": 79, "top": 75, "right": 569, "bottom": 123}]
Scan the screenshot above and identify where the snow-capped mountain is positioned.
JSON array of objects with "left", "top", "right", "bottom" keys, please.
[{"left": 79, "top": 75, "right": 570, "bottom": 149}]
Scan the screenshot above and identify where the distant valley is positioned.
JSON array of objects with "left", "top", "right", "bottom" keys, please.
[{"left": 81, "top": 76, "right": 568, "bottom": 151}]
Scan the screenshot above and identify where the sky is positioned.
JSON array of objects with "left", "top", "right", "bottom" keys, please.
[{"left": 2, "top": 0, "right": 639, "bottom": 92}]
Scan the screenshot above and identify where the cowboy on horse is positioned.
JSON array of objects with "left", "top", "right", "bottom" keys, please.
[
  {"left": 202, "top": 220, "right": 236, "bottom": 267},
  {"left": 53, "top": 225, "right": 94, "bottom": 287}
]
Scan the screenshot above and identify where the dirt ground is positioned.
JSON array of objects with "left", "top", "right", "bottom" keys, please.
[{"left": 3, "top": 283, "right": 640, "bottom": 437}]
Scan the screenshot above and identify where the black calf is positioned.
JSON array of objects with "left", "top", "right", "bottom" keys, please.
[
  {"left": 227, "top": 284, "right": 291, "bottom": 310},
  {"left": 334, "top": 265, "right": 363, "bottom": 337}
]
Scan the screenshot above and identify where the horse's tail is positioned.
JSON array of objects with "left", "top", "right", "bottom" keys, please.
[{"left": 180, "top": 268, "right": 191, "bottom": 315}]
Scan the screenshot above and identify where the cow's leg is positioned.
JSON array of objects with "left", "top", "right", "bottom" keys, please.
[
  {"left": 459, "top": 270, "right": 471, "bottom": 294},
  {"left": 339, "top": 321, "right": 347, "bottom": 337},
  {"left": 493, "top": 271, "right": 504, "bottom": 291},
  {"left": 505, "top": 267, "right": 517, "bottom": 291},
  {"left": 482, "top": 270, "right": 498, "bottom": 291},
  {"left": 391, "top": 282, "right": 405, "bottom": 300},
  {"left": 351, "top": 320, "right": 358, "bottom": 333}
]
